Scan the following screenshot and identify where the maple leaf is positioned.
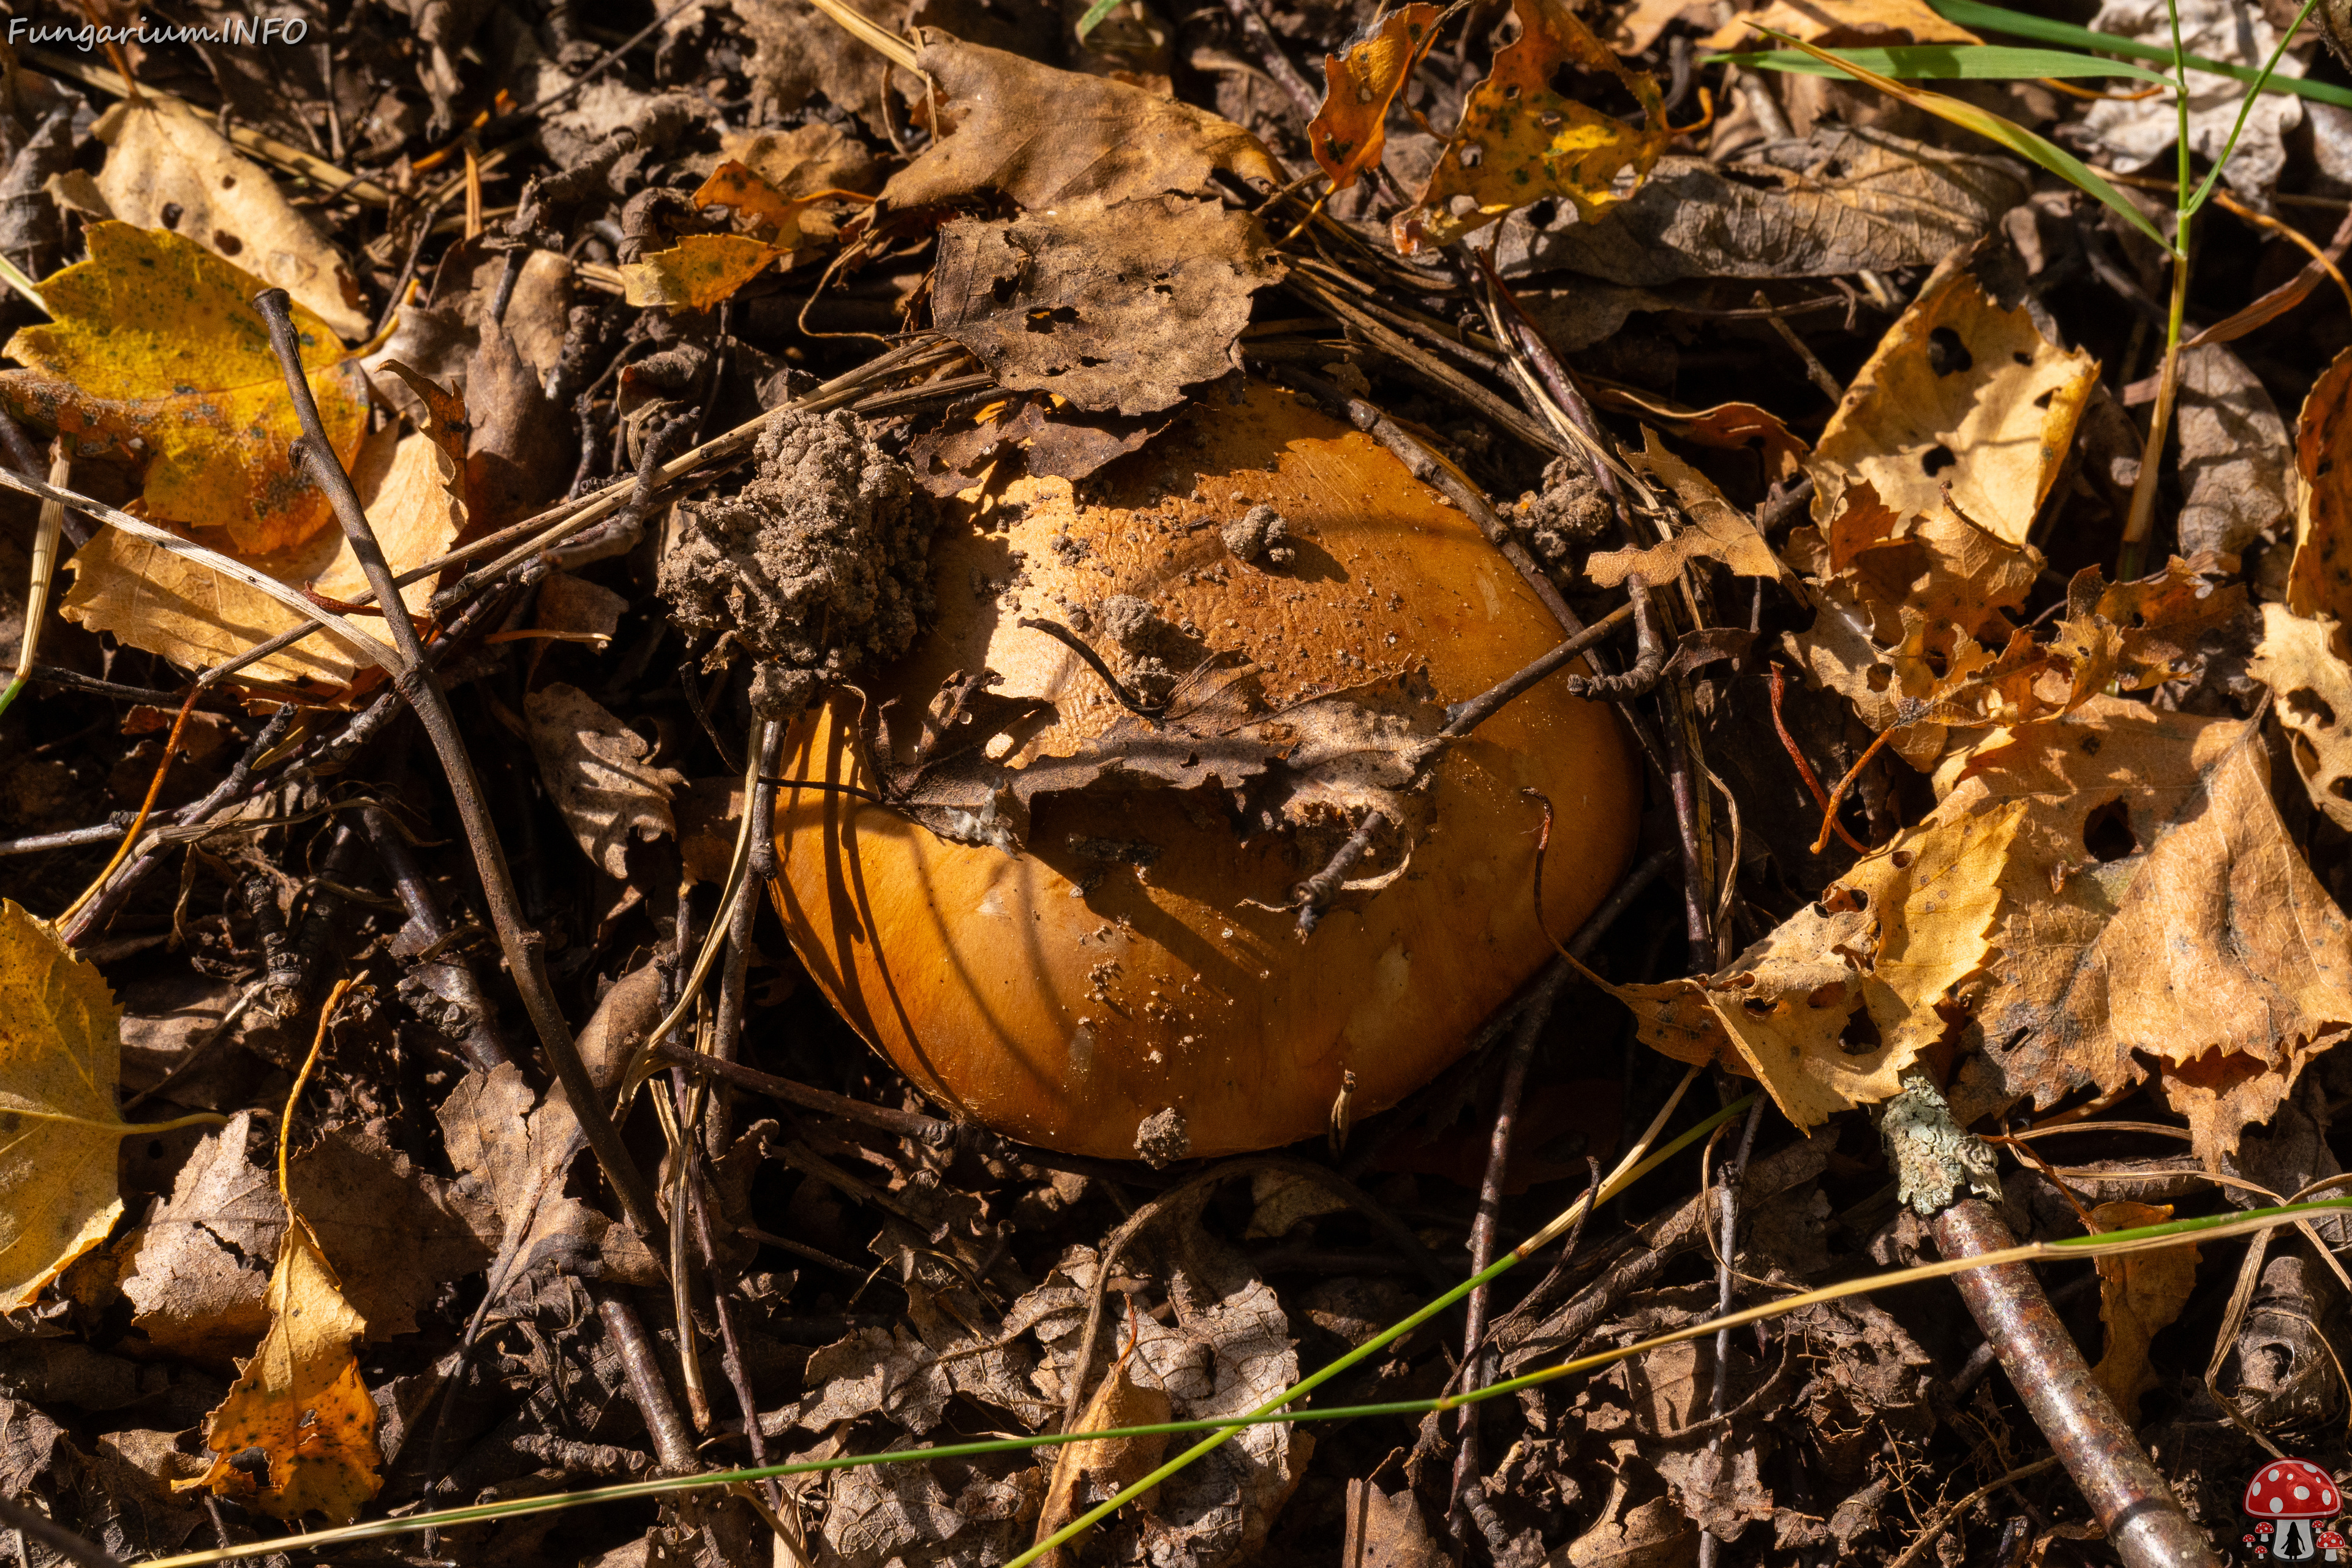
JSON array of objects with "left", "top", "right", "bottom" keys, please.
[
  {"left": 0, "top": 899, "right": 223, "bottom": 1307},
  {"left": 1308, "top": 5, "right": 1443, "bottom": 192},
  {"left": 1393, "top": 0, "right": 1669, "bottom": 253},
  {"left": 0, "top": 222, "right": 371, "bottom": 554}
]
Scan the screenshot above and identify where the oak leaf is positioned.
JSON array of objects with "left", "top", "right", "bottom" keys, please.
[
  {"left": 1308, "top": 5, "right": 1442, "bottom": 192},
  {"left": 2088, "top": 1200, "right": 2197, "bottom": 1419},
  {"left": 0, "top": 223, "right": 370, "bottom": 555},
  {"left": 1393, "top": 0, "right": 1668, "bottom": 253}
]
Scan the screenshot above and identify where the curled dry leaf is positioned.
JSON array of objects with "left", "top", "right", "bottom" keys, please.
[
  {"left": 523, "top": 682, "right": 687, "bottom": 878},
  {"left": 1586, "top": 428, "right": 1796, "bottom": 589},
  {"left": 1502, "top": 126, "right": 2025, "bottom": 285},
  {"left": 177, "top": 1214, "right": 379, "bottom": 1523},
  {"left": 2252, "top": 602, "right": 2352, "bottom": 833},
  {"left": 1033, "top": 1332, "right": 1172, "bottom": 1562},
  {"left": 1308, "top": 4, "right": 1443, "bottom": 192},
  {"left": 2088, "top": 1199, "right": 2198, "bottom": 1419},
  {"left": 0, "top": 900, "right": 206, "bottom": 1308},
  {"left": 1393, "top": 0, "right": 1668, "bottom": 254},
  {"left": 91, "top": 102, "right": 371, "bottom": 341},
  {"left": 0, "top": 223, "right": 369, "bottom": 554},
  {"left": 930, "top": 198, "right": 1281, "bottom": 416},
  {"left": 878, "top": 33, "right": 1280, "bottom": 217}
]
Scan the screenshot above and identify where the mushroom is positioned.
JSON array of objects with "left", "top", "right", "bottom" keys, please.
[
  {"left": 2246, "top": 1458, "right": 2340, "bottom": 1561},
  {"left": 772, "top": 382, "right": 1641, "bottom": 1158}
]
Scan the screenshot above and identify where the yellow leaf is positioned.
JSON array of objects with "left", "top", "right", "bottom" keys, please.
[
  {"left": 1308, "top": 5, "right": 1442, "bottom": 192},
  {"left": 2088, "top": 1200, "right": 2196, "bottom": 1419},
  {"left": 620, "top": 233, "right": 786, "bottom": 313},
  {"left": 1807, "top": 258, "right": 2098, "bottom": 556},
  {"left": 1392, "top": 0, "right": 1668, "bottom": 253},
  {"left": 0, "top": 899, "right": 221, "bottom": 1306},
  {"left": 1703, "top": 0, "right": 1977, "bottom": 50},
  {"left": 179, "top": 1214, "right": 380, "bottom": 1523},
  {"left": 92, "top": 101, "right": 373, "bottom": 341},
  {"left": 1615, "top": 801, "right": 2022, "bottom": 1128},
  {"left": 0, "top": 222, "right": 369, "bottom": 554},
  {"left": 59, "top": 420, "right": 462, "bottom": 688}
]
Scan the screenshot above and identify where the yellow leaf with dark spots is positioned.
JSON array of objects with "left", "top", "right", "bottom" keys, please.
[
  {"left": 0, "top": 222, "right": 369, "bottom": 554},
  {"left": 620, "top": 233, "right": 786, "bottom": 314},
  {"left": 1309, "top": 5, "right": 1442, "bottom": 192}
]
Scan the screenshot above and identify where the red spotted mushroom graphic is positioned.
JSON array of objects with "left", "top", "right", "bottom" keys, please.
[
  {"left": 2246, "top": 1460, "right": 2342, "bottom": 1562},
  {"left": 2319, "top": 1528, "right": 2346, "bottom": 1562}
]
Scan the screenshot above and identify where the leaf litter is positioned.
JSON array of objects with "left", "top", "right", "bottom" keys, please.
[{"left": 12, "top": 1, "right": 2352, "bottom": 1564}]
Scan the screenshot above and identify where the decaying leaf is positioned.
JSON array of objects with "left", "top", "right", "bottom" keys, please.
[
  {"left": 620, "top": 232, "right": 785, "bottom": 312},
  {"left": 0, "top": 899, "right": 181, "bottom": 1308},
  {"left": 1808, "top": 256, "right": 2098, "bottom": 554},
  {"left": 1309, "top": 5, "right": 1443, "bottom": 192},
  {"left": 929, "top": 199, "right": 1281, "bottom": 417},
  {"left": 61, "top": 416, "right": 462, "bottom": 688},
  {"left": 878, "top": 34, "right": 1280, "bottom": 217},
  {"left": 121, "top": 1112, "right": 282, "bottom": 1363},
  {"left": 437, "top": 1061, "right": 611, "bottom": 1283},
  {"left": 2289, "top": 346, "right": 2352, "bottom": 633},
  {"left": 1586, "top": 428, "right": 1796, "bottom": 589},
  {"left": 178, "top": 1213, "right": 379, "bottom": 1522},
  {"left": 2089, "top": 1199, "right": 2198, "bottom": 1417},
  {"left": 524, "top": 682, "right": 687, "bottom": 878},
  {"left": 1502, "top": 126, "right": 2026, "bottom": 285},
  {"left": 1033, "top": 1330, "right": 1173, "bottom": 1561},
  {"left": 2173, "top": 343, "right": 2295, "bottom": 562},
  {"left": 0, "top": 223, "right": 369, "bottom": 555},
  {"left": 1932, "top": 699, "right": 2352, "bottom": 1168},
  {"left": 2253, "top": 603, "right": 2352, "bottom": 834},
  {"left": 1393, "top": 0, "right": 1668, "bottom": 254},
  {"left": 1613, "top": 799, "right": 2024, "bottom": 1128},
  {"left": 91, "top": 102, "right": 372, "bottom": 341}
]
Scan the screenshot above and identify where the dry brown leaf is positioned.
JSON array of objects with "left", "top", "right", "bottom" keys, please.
[
  {"left": 1933, "top": 698, "right": 2352, "bottom": 1168},
  {"left": 2252, "top": 602, "right": 2352, "bottom": 833},
  {"left": 1505, "top": 127, "right": 2027, "bottom": 286},
  {"left": 92, "top": 102, "right": 371, "bottom": 341},
  {"left": 1588, "top": 428, "right": 1796, "bottom": 589},
  {"left": 1615, "top": 799, "right": 2022, "bottom": 1129},
  {"left": 719, "top": 123, "right": 882, "bottom": 200},
  {"left": 2173, "top": 343, "right": 2294, "bottom": 562},
  {"left": 1341, "top": 1479, "right": 1451, "bottom": 1568},
  {"left": 1808, "top": 257, "right": 2098, "bottom": 555},
  {"left": 1566, "top": 1491, "right": 1698, "bottom": 1568},
  {"left": 282, "top": 1126, "right": 492, "bottom": 1338},
  {"left": 930, "top": 199, "right": 1280, "bottom": 417},
  {"left": 1033, "top": 1332, "right": 1172, "bottom": 1562},
  {"left": 61, "top": 421, "right": 462, "bottom": 688},
  {"left": 0, "top": 899, "right": 202, "bottom": 1308},
  {"left": 121, "top": 1112, "right": 281, "bottom": 1364},
  {"left": 523, "top": 682, "right": 687, "bottom": 878},
  {"left": 435, "top": 1061, "right": 610, "bottom": 1282},
  {"left": 178, "top": 1213, "right": 379, "bottom": 1522},
  {"left": 1589, "top": 387, "right": 1810, "bottom": 484},
  {"left": 878, "top": 34, "right": 1279, "bottom": 217},
  {"left": 1705, "top": 0, "right": 1977, "bottom": 48},
  {"left": 2088, "top": 1199, "right": 2198, "bottom": 1418},
  {"left": 2288, "top": 345, "right": 2352, "bottom": 635}
]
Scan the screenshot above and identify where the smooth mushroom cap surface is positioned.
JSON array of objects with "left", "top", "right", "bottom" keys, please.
[{"left": 772, "top": 381, "right": 1642, "bottom": 1159}]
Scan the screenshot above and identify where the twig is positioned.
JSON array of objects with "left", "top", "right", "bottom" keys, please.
[
  {"left": 595, "top": 1288, "right": 699, "bottom": 1474},
  {"left": 1885, "top": 1457, "right": 2064, "bottom": 1568},
  {"left": 0, "top": 1495, "right": 123, "bottom": 1568},
  {"left": 1882, "top": 1078, "right": 2217, "bottom": 1568},
  {"left": 1768, "top": 663, "right": 1868, "bottom": 855},
  {"left": 1219, "top": 0, "right": 1321, "bottom": 118},
  {"left": 1695, "top": 1095, "right": 1767, "bottom": 1568},
  {"left": 364, "top": 801, "right": 516, "bottom": 1073},
  {"left": 653, "top": 1042, "right": 956, "bottom": 1146},
  {"left": 1751, "top": 290, "right": 1846, "bottom": 403},
  {"left": 253, "top": 287, "right": 666, "bottom": 1254}
]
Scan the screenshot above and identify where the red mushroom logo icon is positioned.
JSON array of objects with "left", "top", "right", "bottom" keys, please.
[
  {"left": 2246, "top": 1460, "right": 2342, "bottom": 1562},
  {"left": 2318, "top": 1528, "right": 2346, "bottom": 1562}
]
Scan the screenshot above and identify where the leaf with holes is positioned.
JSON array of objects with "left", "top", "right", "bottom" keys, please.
[
  {"left": 1309, "top": 5, "right": 1444, "bottom": 192},
  {"left": 1392, "top": 0, "right": 1670, "bottom": 253}
]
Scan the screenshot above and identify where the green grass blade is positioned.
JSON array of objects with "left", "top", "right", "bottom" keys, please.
[
  {"left": 1933, "top": 0, "right": 2352, "bottom": 110},
  {"left": 1757, "top": 30, "right": 2174, "bottom": 254},
  {"left": 2184, "top": 0, "right": 2327, "bottom": 215},
  {"left": 1074, "top": 0, "right": 1122, "bottom": 42},
  {"left": 1709, "top": 44, "right": 2170, "bottom": 83}
]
